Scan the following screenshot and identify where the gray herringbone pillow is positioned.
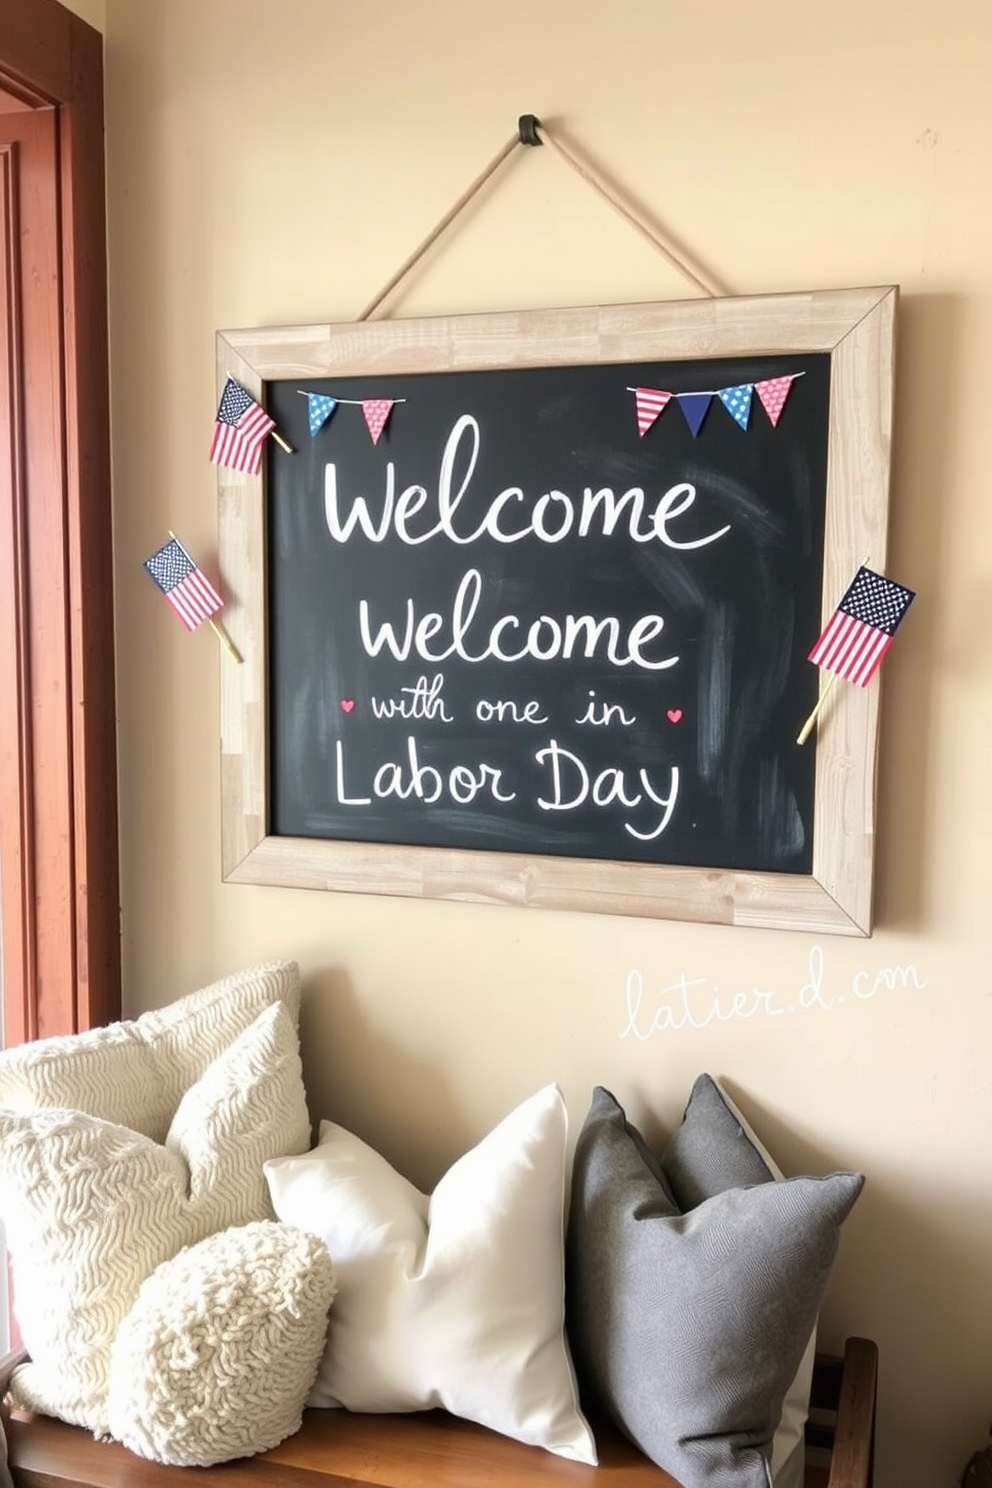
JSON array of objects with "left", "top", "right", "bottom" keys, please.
[{"left": 566, "top": 1086, "right": 864, "bottom": 1488}]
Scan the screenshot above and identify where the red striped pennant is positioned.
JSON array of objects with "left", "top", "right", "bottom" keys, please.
[{"left": 633, "top": 387, "right": 672, "bottom": 438}]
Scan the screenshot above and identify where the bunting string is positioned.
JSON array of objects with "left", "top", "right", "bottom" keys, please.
[
  {"left": 296, "top": 393, "right": 409, "bottom": 407},
  {"left": 630, "top": 372, "right": 805, "bottom": 438},
  {"left": 298, "top": 390, "right": 407, "bottom": 442},
  {"left": 297, "top": 372, "right": 805, "bottom": 447}
]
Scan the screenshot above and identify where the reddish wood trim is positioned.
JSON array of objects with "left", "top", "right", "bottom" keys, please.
[
  {"left": 60, "top": 18, "right": 119, "bottom": 1033},
  {"left": 0, "top": 0, "right": 76, "bottom": 106},
  {"left": 0, "top": 0, "right": 119, "bottom": 1040},
  {"left": 0, "top": 136, "right": 37, "bottom": 1046},
  {"left": 0, "top": 91, "right": 33, "bottom": 114},
  {"left": 5, "top": 107, "right": 78, "bottom": 1042}
]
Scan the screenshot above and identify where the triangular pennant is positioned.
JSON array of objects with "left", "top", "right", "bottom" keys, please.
[
  {"left": 307, "top": 393, "right": 338, "bottom": 437},
  {"left": 717, "top": 383, "right": 753, "bottom": 431},
  {"left": 754, "top": 375, "right": 796, "bottom": 428},
  {"left": 633, "top": 386, "right": 672, "bottom": 438},
  {"left": 361, "top": 398, "right": 394, "bottom": 445},
  {"left": 676, "top": 392, "right": 712, "bottom": 438}
]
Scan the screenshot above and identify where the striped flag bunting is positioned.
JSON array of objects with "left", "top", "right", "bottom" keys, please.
[
  {"left": 808, "top": 566, "right": 916, "bottom": 687},
  {"left": 634, "top": 387, "right": 673, "bottom": 437},
  {"left": 630, "top": 373, "right": 800, "bottom": 437}
]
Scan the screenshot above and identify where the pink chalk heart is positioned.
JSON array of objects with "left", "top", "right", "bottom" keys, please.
[
  {"left": 667, "top": 708, "right": 683, "bottom": 723},
  {"left": 340, "top": 698, "right": 355, "bottom": 714}
]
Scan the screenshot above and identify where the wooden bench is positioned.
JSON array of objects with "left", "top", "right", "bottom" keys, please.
[{"left": 2, "top": 1337, "right": 877, "bottom": 1488}]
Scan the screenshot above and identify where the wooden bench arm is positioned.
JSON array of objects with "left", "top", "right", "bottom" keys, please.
[
  {"left": 827, "top": 1337, "right": 878, "bottom": 1488},
  {"left": 806, "top": 1336, "right": 878, "bottom": 1488}
]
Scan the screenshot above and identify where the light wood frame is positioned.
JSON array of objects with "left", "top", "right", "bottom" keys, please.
[{"left": 217, "top": 286, "right": 896, "bottom": 936}]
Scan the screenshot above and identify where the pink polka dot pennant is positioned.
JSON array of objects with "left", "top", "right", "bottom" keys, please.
[
  {"left": 361, "top": 398, "right": 394, "bottom": 445},
  {"left": 754, "top": 375, "right": 796, "bottom": 428}
]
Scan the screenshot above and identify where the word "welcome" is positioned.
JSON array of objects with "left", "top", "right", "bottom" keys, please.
[{"left": 325, "top": 414, "right": 732, "bottom": 549}]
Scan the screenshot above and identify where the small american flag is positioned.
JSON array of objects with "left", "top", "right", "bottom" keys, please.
[
  {"left": 209, "top": 378, "right": 275, "bottom": 474},
  {"left": 144, "top": 537, "right": 224, "bottom": 632},
  {"left": 808, "top": 565, "right": 915, "bottom": 687}
]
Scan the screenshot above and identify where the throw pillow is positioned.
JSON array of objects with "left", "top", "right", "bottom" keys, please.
[
  {"left": 566, "top": 1085, "right": 864, "bottom": 1488},
  {"left": 663, "top": 1072, "right": 778, "bottom": 1209},
  {"left": 263, "top": 1083, "right": 597, "bottom": 1464},
  {"left": 107, "top": 1221, "right": 337, "bottom": 1466},
  {"left": 0, "top": 959, "right": 301, "bottom": 1141},
  {"left": 0, "top": 1001, "right": 311, "bottom": 1436},
  {"left": 662, "top": 1074, "right": 817, "bottom": 1488}
]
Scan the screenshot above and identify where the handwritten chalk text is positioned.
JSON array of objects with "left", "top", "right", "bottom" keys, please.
[
  {"left": 621, "top": 944, "right": 928, "bottom": 1038},
  {"left": 358, "top": 568, "right": 679, "bottom": 671},
  {"left": 324, "top": 414, "right": 732, "bottom": 551}
]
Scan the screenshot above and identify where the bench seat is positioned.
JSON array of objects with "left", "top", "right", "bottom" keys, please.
[{"left": 3, "top": 1337, "right": 877, "bottom": 1488}]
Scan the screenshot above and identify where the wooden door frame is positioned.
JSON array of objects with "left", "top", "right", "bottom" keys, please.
[{"left": 0, "top": 0, "right": 119, "bottom": 1038}]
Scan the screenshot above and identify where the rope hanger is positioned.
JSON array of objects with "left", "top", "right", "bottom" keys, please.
[{"left": 355, "top": 114, "right": 723, "bottom": 322}]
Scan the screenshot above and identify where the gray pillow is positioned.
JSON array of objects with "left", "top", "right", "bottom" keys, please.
[
  {"left": 663, "top": 1072, "right": 775, "bottom": 1209},
  {"left": 566, "top": 1085, "right": 864, "bottom": 1488},
  {"left": 661, "top": 1074, "right": 817, "bottom": 1488}
]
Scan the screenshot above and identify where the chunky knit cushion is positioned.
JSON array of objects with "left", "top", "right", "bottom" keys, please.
[
  {"left": 107, "top": 1221, "right": 337, "bottom": 1466},
  {"left": 0, "top": 959, "right": 301, "bottom": 1141},
  {"left": 0, "top": 1002, "right": 311, "bottom": 1435}
]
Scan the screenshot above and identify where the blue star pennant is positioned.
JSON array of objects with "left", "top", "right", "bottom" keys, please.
[
  {"left": 306, "top": 393, "right": 338, "bottom": 437},
  {"left": 676, "top": 392, "right": 712, "bottom": 438},
  {"left": 717, "top": 383, "right": 753, "bottom": 430}
]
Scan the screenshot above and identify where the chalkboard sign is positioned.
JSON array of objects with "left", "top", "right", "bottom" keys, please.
[{"left": 217, "top": 288, "right": 896, "bottom": 934}]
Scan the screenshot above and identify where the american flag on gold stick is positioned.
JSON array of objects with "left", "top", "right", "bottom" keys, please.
[
  {"left": 798, "top": 564, "right": 915, "bottom": 744},
  {"left": 209, "top": 377, "right": 292, "bottom": 474},
  {"left": 143, "top": 534, "right": 242, "bottom": 663}
]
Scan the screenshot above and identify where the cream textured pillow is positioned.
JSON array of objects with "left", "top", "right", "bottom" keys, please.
[
  {"left": 0, "top": 959, "right": 300, "bottom": 1141},
  {"left": 0, "top": 1002, "right": 311, "bottom": 1435},
  {"left": 107, "top": 1221, "right": 337, "bottom": 1467},
  {"left": 264, "top": 1083, "right": 596, "bottom": 1465}
]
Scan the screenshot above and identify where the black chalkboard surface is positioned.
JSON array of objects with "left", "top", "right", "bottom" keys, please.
[
  {"left": 266, "top": 352, "right": 830, "bottom": 873},
  {"left": 217, "top": 289, "right": 897, "bottom": 934}
]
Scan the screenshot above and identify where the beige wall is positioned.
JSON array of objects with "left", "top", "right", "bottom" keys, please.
[
  {"left": 60, "top": 0, "right": 104, "bottom": 31},
  {"left": 103, "top": 3, "right": 992, "bottom": 1485}
]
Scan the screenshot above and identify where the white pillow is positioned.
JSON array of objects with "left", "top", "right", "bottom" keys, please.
[
  {"left": 0, "top": 1002, "right": 311, "bottom": 1435},
  {"left": 108, "top": 1221, "right": 337, "bottom": 1466},
  {"left": 264, "top": 1083, "right": 596, "bottom": 1465},
  {"left": 0, "top": 959, "right": 301, "bottom": 1141}
]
